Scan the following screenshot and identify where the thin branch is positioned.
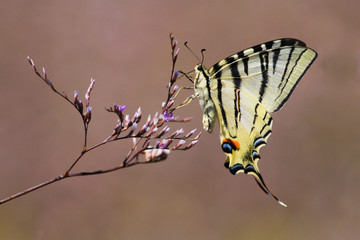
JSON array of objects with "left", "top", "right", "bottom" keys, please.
[
  {"left": 0, "top": 34, "right": 201, "bottom": 205},
  {"left": 0, "top": 175, "right": 65, "bottom": 204}
]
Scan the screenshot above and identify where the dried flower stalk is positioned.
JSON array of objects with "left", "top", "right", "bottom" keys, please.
[{"left": 0, "top": 33, "right": 199, "bottom": 205}]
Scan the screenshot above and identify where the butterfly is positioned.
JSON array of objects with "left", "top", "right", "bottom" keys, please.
[{"left": 185, "top": 38, "right": 317, "bottom": 206}]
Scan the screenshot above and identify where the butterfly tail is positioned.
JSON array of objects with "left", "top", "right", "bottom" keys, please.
[{"left": 252, "top": 172, "right": 287, "bottom": 207}]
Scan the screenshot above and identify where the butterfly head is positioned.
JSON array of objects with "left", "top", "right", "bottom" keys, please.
[
  {"left": 194, "top": 64, "right": 205, "bottom": 75},
  {"left": 195, "top": 64, "right": 203, "bottom": 71},
  {"left": 194, "top": 64, "right": 210, "bottom": 87}
]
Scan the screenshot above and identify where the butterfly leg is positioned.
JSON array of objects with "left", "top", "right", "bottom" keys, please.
[
  {"left": 173, "top": 93, "right": 198, "bottom": 111},
  {"left": 172, "top": 86, "right": 193, "bottom": 99},
  {"left": 178, "top": 70, "right": 194, "bottom": 84}
]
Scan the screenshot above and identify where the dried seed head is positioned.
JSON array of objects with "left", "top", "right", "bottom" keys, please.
[
  {"left": 165, "top": 99, "right": 175, "bottom": 109},
  {"left": 173, "top": 116, "right": 193, "bottom": 122},
  {"left": 169, "top": 128, "right": 184, "bottom": 138},
  {"left": 193, "top": 132, "right": 201, "bottom": 141},
  {"left": 152, "top": 116, "right": 159, "bottom": 125},
  {"left": 74, "top": 96, "right": 83, "bottom": 113},
  {"left": 156, "top": 126, "right": 170, "bottom": 138},
  {"left": 144, "top": 149, "right": 170, "bottom": 162},
  {"left": 173, "top": 139, "right": 186, "bottom": 150},
  {"left": 74, "top": 90, "right": 78, "bottom": 101},
  {"left": 158, "top": 138, "right": 173, "bottom": 149},
  {"left": 146, "top": 114, "right": 151, "bottom": 124},
  {"left": 184, "top": 140, "right": 199, "bottom": 150},
  {"left": 171, "top": 70, "right": 179, "bottom": 84},
  {"left": 136, "top": 107, "right": 142, "bottom": 118},
  {"left": 172, "top": 40, "right": 178, "bottom": 49},
  {"left": 171, "top": 85, "right": 179, "bottom": 96},
  {"left": 185, "top": 128, "right": 197, "bottom": 139},
  {"left": 137, "top": 122, "right": 149, "bottom": 136},
  {"left": 109, "top": 104, "right": 127, "bottom": 122},
  {"left": 155, "top": 118, "right": 165, "bottom": 128},
  {"left": 123, "top": 114, "right": 131, "bottom": 129},
  {"left": 126, "top": 122, "right": 137, "bottom": 136},
  {"left": 27, "top": 56, "right": 35, "bottom": 67},
  {"left": 173, "top": 49, "right": 179, "bottom": 63},
  {"left": 145, "top": 126, "right": 158, "bottom": 137},
  {"left": 112, "top": 119, "right": 122, "bottom": 136},
  {"left": 84, "top": 107, "right": 92, "bottom": 124},
  {"left": 85, "top": 78, "right": 95, "bottom": 107},
  {"left": 131, "top": 107, "right": 142, "bottom": 123}
]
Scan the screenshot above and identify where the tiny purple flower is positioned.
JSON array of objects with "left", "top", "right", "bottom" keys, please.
[
  {"left": 86, "top": 106, "right": 92, "bottom": 115},
  {"left": 74, "top": 90, "right": 78, "bottom": 100},
  {"left": 114, "top": 105, "right": 127, "bottom": 114},
  {"left": 163, "top": 110, "right": 174, "bottom": 122},
  {"left": 119, "top": 105, "right": 127, "bottom": 112},
  {"left": 171, "top": 71, "right": 179, "bottom": 83}
]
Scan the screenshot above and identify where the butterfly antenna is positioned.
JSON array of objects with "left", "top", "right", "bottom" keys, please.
[
  {"left": 184, "top": 41, "right": 201, "bottom": 63},
  {"left": 200, "top": 48, "right": 206, "bottom": 65}
]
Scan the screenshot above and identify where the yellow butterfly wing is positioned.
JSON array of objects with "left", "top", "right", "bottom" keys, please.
[{"left": 194, "top": 39, "right": 317, "bottom": 205}]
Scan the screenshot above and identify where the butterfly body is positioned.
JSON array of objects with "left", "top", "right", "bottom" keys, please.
[
  {"left": 192, "top": 38, "right": 317, "bottom": 205},
  {"left": 194, "top": 65, "right": 217, "bottom": 133}
]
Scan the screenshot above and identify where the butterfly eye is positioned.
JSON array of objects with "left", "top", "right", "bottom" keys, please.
[
  {"left": 221, "top": 142, "right": 233, "bottom": 154},
  {"left": 196, "top": 65, "right": 203, "bottom": 71}
]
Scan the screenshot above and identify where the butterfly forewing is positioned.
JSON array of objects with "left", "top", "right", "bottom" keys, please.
[{"left": 208, "top": 39, "right": 317, "bottom": 113}]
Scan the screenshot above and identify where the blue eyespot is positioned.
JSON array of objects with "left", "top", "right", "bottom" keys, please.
[
  {"left": 244, "top": 165, "right": 255, "bottom": 174},
  {"left": 221, "top": 142, "right": 233, "bottom": 153},
  {"left": 252, "top": 151, "right": 260, "bottom": 160},
  {"left": 229, "top": 164, "right": 244, "bottom": 175}
]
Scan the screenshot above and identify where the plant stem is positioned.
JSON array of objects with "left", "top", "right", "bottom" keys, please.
[{"left": 0, "top": 174, "right": 65, "bottom": 204}]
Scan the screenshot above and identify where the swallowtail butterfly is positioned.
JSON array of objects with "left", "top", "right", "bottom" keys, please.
[{"left": 191, "top": 38, "right": 317, "bottom": 206}]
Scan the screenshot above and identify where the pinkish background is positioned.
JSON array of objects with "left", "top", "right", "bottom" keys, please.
[{"left": 1, "top": 0, "right": 359, "bottom": 239}]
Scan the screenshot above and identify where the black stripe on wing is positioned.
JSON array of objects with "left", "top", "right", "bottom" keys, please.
[
  {"left": 242, "top": 56, "right": 249, "bottom": 75},
  {"left": 230, "top": 61, "right": 241, "bottom": 127},
  {"left": 273, "top": 47, "right": 317, "bottom": 112},
  {"left": 214, "top": 70, "right": 228, "bottom": 128},
  {"left": 272, "top": 48, "right": 281, "bottom": 74},
  {"left": 210, "top": 38, "right": 307, "bottom": 77},
  {"left": 259, "top": 51, "right": 269, "bottom": 103}
]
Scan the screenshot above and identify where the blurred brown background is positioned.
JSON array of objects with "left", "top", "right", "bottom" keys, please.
[{"left": 0, "top": 0, "right": 359, "bottom": 239}]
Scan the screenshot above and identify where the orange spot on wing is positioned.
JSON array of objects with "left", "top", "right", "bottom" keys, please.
[{"left": 222, "top": 139, "right": 240, "bottom": 150}]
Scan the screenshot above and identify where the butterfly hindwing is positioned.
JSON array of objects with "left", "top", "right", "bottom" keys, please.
[
  {"left": 193, "top": 38, "right": 317, "bottom": 205},
  {"left": 210, "top": 80, "right": 274, "bottom": 194}
]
